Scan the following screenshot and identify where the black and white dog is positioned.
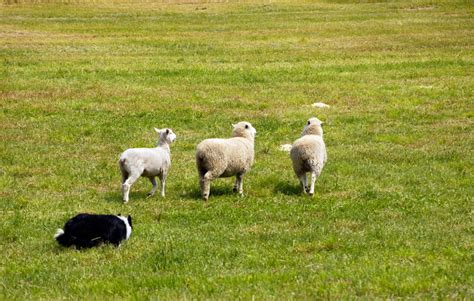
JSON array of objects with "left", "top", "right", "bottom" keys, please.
[{"left": 54, "top": 213, "right": 132, "bottom": 249}]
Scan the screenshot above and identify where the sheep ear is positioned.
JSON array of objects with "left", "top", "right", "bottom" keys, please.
[
  {"left": 154, "top": 128, "right": 162, "bottom": 134},
  {"left": 232, "top": 124, "right": 236, "bottom": 128}
]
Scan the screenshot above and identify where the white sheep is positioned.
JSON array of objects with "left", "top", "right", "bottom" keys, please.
[
  {"left": 196, "top": 121, "right": 256, "bottom": 201},
  {"left": 290, "top": 117, "right": 327, "bottom": 196},
  {"left": 119, "top": 128, "right": 176, "bottom": 203}
]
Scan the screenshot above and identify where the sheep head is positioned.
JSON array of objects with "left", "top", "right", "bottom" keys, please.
[
  {"left": 154, "top": 128, "right": 177, "bottom": 145},
  {"left": 231, "top": 121, "right": 256, "bottom": 141},
  {"left": 302, "top": 117, "right": 324, "bottom": 137}
]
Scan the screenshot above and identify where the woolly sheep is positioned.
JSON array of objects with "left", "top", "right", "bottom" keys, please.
[
  {"left": 196, "top": 121, "right": 256, "bottom": 201},
  {"left": 119, "top": 128, "right": 176, "bottom": 203},
  {"left": 290, "top": 117, "right": 327, "bottom": 196}
]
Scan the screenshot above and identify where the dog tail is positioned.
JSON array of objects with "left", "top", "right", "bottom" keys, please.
[{"left": 54, "top": 228, "right": 73, "bottom": 247}]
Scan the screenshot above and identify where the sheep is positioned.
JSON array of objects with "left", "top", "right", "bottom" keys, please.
[
  {"left": 196, "top": 121, "right": 256, "bottom": 201},
  {"left": 290, "top": 117, "right": 327, "bottom": 196},
  {"left": 119, "top": 128, "right": 176, "bottom": 203}
]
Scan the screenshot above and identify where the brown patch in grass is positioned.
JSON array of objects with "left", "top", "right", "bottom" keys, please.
[{"left": 293, "top": 241, "right": 338, "bottom": 254}]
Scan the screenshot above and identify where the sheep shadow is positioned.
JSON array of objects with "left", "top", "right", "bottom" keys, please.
[
  {"left": 273, "top": 180, "right": 303, "bottom": 196},
  {"left": 102, "top": 191, "right": 152, "bottom": 204},
  {"left": 180, "top": 185, "right": 237, "bottom": 201},
  {"left": 179, "top": 188, "right": 202, "bottom": 201}
]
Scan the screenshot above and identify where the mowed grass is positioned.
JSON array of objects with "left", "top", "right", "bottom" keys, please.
[{"left": 1, "top": 0, "right": 473, "bottom": 299}]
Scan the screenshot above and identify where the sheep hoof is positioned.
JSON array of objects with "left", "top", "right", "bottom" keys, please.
[
  {"left": 233, "top": 187, "right": 238, "bottom": 193},
  {"left": 308, "top": 193, "right": 314, "bottom": 197}
]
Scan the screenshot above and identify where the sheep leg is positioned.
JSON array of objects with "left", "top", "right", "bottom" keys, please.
[
  {"left": 199, "top": 177, "right": 208, "bottom": 201},
  {"left": 298, "top": 173, "right": 309, "bottom": 194},
  {"left": 147, "top": 177, "right": 157, "bottom": 197},
  {"left": 232, "top": 176, "right": 239, "bottom": 192},
  {"left": 122, "top": 172, "right": 141, "bottom": 203},
  {"left": 200, "top": 171, "right": 217, "bottom": 201},
  {"left": 233, "top": 173, "right": 244, "bottom": 195},
  {"left": 159, "top": 173, "right": 167, "bottom": 197},
  {"left": 309, "top": 171, "right": 317, "bottom": 196},
  {"left": 121, "top": 170, "right": 129, "bottom": 184},
  {"left": 200, "top": 178, "right": 211, "bottom": 201}
]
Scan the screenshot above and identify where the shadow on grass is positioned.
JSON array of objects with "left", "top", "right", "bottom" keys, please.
[
  {"left": 102, "top": 184, "right": 245, "bottom": 203},
  {"left": 180, "top": 185, "right": 236, "bottom": 201},
  {"left": 273, "top": 180, "right": 303, "bottom": 196},
  {"left": 102, "top": 191, "right": 151, "bottom": 204},
  {"left": 180, "top": 188, "right": 201, "bottom": 201}
]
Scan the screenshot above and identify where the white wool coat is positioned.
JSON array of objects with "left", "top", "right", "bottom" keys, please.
[
  {"left": 196, "top": 122, "right": 255, "bottom": 178},
  {"left": 290, "top": 120, "right": 327, "bottom": 176},
  {"left": 119, "top": 145, "right": 171, "bottom": 178}
]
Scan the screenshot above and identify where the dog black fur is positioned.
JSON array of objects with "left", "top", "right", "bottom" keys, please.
[{"left": 54, "top": 213, "right": 132, "bottom": 249}]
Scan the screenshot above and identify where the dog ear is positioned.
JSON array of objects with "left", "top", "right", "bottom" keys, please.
[{"left": 127, "top": 215, "right": 132, "bottom": 228}]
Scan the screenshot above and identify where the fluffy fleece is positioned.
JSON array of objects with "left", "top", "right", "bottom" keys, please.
[
  {"left": 196, "top": 121, "right": 256, "bottom": 201},
  {"left": 119, "top": 128, "right": 176, "bottom": 203},
  {"left": 290, "top": 117, "right": 327, "bottom": 196}
]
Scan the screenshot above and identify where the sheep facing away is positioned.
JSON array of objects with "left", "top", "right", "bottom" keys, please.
[
  {"left": 290, "top": 117, "right": 327, "bottom": 196},
  {"left": 119, "top": 128, "right": 176, "bottom": 203},
  {"left": 196, "top": 121, "right": 256, "bottom": 201}
]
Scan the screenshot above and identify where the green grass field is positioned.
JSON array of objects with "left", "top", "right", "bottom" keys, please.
[{"left": 1, "top": 0, "right": 473, "bottom": 299}]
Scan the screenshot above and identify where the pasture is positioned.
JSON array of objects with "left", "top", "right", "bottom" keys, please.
[{"left": 0, "top": 0, "right": 472, "bottom": 299}]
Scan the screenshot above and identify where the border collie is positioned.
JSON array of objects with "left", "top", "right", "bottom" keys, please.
[{"left": 54, "top": 213, "right": 132, "bottom": 249}]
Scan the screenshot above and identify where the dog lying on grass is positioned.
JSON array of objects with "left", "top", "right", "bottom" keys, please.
[{"left": 54, "top": 213, "right": 132, "bottom": 249}]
